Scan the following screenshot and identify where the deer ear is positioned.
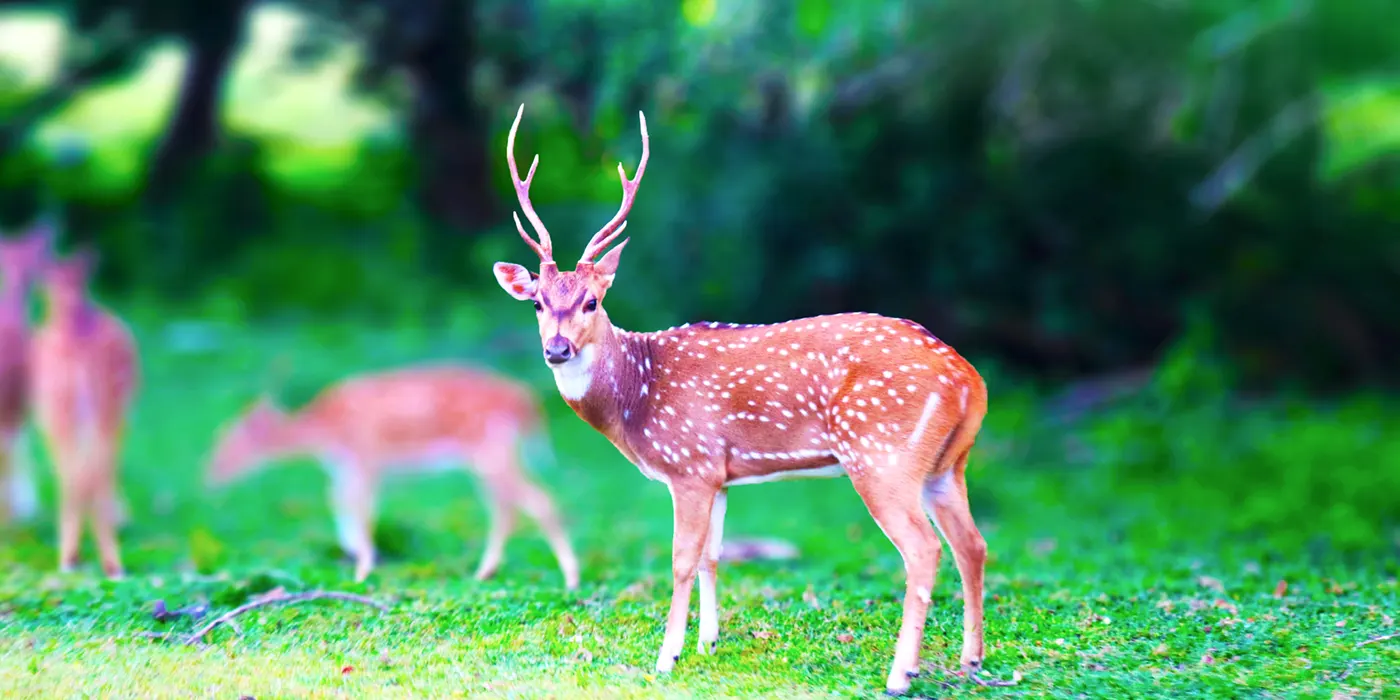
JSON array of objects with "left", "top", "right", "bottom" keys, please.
[
  {"left": 494, "top": 262, "right": 538, "bottom": 300},
  {"left": 592, "top": 238, "right": 628, "bottom": 288}
]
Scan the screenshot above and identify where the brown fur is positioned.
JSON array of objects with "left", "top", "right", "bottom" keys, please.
[
  {"left": 493, "top": 105, "right": 992, "bottom": 694},
  {"left": 0, "top": 225, "right": 51, "bottom": 523},
  {"left": 31, "top": 249, "right": 139, "bottom": 577},
  {"left": 206, "top": 364, "right": 580, "bottom": 587}
]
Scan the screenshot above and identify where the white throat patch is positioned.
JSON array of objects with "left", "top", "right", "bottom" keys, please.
[{"left": 551, "top": 344, "right": 596, "bottom": 401}]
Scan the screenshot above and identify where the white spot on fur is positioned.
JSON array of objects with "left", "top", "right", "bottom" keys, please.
[{"left": 907, "top": 391, "right": 942, "bottom": 449}]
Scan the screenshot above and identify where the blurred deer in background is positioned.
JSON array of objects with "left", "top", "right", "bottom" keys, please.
[
  {"left": 205, "top": 364, "right": 580, "bottom": 588},
  {"left": 0, "top": 222, "right": 52, "bottom": 525},
  {"left": 31, "top": 247, "right": 140, "bottom": 577},
  {"left": 492, "top": 105, "right": 990, "bottom": 695}
]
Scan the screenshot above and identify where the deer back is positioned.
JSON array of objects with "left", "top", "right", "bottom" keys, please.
[{"left": 298, "top": 365, "right": 544, "bottom": 461}]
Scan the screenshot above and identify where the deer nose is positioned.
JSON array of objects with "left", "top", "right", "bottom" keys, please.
[{"left": 543, "top": 336, "right": 574, "bottom": 365}]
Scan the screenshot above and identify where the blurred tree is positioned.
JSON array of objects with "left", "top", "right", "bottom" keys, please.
[
  {"left": 2, "top": 0, "right": 1398, "bottom": 389},
  {"left": 296, "top": 0, "right": 542, "bottom": 238},
  {"left": 0, "top": 1, "right": 144, "bottom": 162},
  {"left": 144, "top": 0, "right": 254, "bottom": 203}
]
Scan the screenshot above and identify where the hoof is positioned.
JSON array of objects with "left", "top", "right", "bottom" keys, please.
[
  {"left": 103, "top": 566, "right": 126, "bottom": 581},
  {"left": 884, "top": 673, "right": 912, "bottom": 696},
  {"left": 960, "top": 659, "right": 983, "bottom": 676},
  {"left": 654, "top": 654, "right": 679, "bottom": 674}
]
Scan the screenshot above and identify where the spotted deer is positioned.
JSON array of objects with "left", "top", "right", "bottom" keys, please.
[
  {"left": 491, "top": 105, "right": 990, "bottom": 695},
  {"left": 31, "top": 247, "right": 139, "bottom": 577},
  {"left": 205, "top": 364, "right": 580, "bottom": 588},
  {"left": 0, "top": 222, "right": 53, "bottom": 524}
]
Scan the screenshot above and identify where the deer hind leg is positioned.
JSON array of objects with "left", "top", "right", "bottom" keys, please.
[
  {"left": 850, "top": 468, "right": 940, "bottom": 696},
  {"left": 329, "top": 465, "right": 378, "bottom": 582},
  {"left": 656, "top": 478, "right": 719, "bottom": 674},
  {"left": 924, "top": 455, "right": 986, "bottom": 675},
  {"left": 88, "top": 444, "right": 125, "bottom": 579},
  {"left": 514, "top": 477, "right": 580, "bottom": 591},
  {"left": 697, "top": 489, "right": 727, "bottom": 655}
]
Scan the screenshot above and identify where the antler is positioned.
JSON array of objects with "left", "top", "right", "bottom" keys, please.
[
  {"left": 507, "top": 104, "right": 554, "bottom": 264},
  {"left": 579, "top": 111, "right": 650, "bottom": 265}
]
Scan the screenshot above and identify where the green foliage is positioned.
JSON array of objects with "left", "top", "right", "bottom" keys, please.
[
  {"left": 0, "top": 318, "right": 1397, "bottom": 696},
  {"left": 2, "top": 0, "right": 1400, "bottom": 389}
]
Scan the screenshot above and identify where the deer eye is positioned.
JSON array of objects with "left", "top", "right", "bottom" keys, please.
[
  {"left": 533, "top": 300, "right": 543, "bottom": 312},
  {"left": 584, "top": 298, "right": 598, "bottom": 313}
]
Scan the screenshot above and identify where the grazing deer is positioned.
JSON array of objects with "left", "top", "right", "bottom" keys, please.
[
  {"left": 205, "top": 364, "right": 581, "bottom": 588},
  {"left": 492, "top": 105, "right": 990, "bottom": 695},
  {"left": 0, "top": 222, "right": 53, "bottom": 524},
  {"left": 31, "top": 247, "right": 139, "bottom": 577}
]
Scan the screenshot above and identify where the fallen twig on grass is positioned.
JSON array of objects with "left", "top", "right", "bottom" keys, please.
[
  {"left": 1356, "top": 632, "right": 1400, "bottom": 648},
  {"left": 151, "top": 599, "right": 209, "bottom": 623},
  {"left": 183, "top": 590, "right": 390, "bottom": 645},
  {"left": 925, "top": 663, "right": 1023, "bottom": 688},
  {"left": 968, "top": 672, "right": 1021, "bottom": 688}
]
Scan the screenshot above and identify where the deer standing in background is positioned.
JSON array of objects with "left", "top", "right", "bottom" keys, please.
[
  {"left": 0, "top": 223, "right": 53, "bottom": 524},
  {"left": 492, "top": 105, "right": 990, "bottom": 695},
  {"left": 205, "top": 364, "right": 580, "bottom": 588},
  {"left": 31, "top": 248, "right": 139, "bottom": 577}
]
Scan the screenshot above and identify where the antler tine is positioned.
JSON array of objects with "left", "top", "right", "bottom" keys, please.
[
  {"left": 507, "top": 104, "right": 554, "bottom": 264},
  {"left": 580, "top": 111, "right": 650, "bottom": 265}
]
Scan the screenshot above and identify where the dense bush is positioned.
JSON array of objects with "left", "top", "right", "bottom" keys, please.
[{"left": 1, "top": 0, "right": 1398, "bottom": 390}]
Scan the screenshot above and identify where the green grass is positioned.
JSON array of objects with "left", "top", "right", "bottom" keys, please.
[{"left": 0, "top": 315, "right": 1398, "bottom": 698}]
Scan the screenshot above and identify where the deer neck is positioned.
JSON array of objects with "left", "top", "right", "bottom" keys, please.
[
  {"left": 553, "top": 323, "right": 654, "bottom": 453},
  {"left": 261, "top": 413, "right": 332, "bottom": 465}
]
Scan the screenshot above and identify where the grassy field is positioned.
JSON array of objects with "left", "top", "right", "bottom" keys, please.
[{"left": 0, "top": 314, "right": 1397, "bottom": 699}]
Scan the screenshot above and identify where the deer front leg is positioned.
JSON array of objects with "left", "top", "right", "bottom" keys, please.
[
  {"left": 56, "top": 472, "right": 85, "bottom": 573},
  {"left": 656, "top": 479, "right": 718, "bottom": 673},
  {"left": 49, "top": 440, "right": 87, "bottom": 573},
  {"left": 853, "top": 471, "right": 941, "bottom": 696},
  {"left": 697, "top": 489, "right": 727, "bottom": 654},
  {"left": 473, "top": 475, "right": 517, "bottom": 583},
  {"left": 329, "top": 465, "right": 378, "bottom": 582},
  {"left": 73, "top": 437, "right": 125, "bottom": 579}
]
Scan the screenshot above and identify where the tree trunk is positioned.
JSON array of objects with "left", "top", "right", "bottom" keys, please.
[
  {"left": 145, "top": 1, "right": 251, "bottom": 203},
  {"left": 402, "top": 0, "right": 494, "bottom": 236}
]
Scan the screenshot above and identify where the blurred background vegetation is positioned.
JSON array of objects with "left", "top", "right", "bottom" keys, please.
[
  {"left": 1, "top": 7, "right": 1399, "bottom": 691},
  {"left": 0, "top": 0, "right": 1397, "bottom": 393}
]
